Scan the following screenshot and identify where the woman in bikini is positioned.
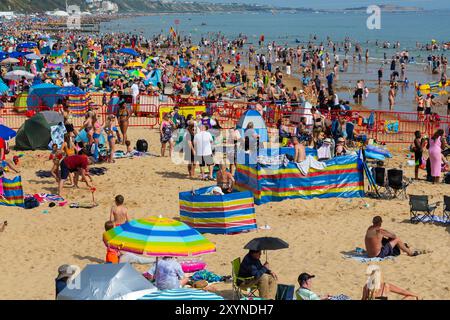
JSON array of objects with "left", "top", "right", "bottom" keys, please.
[
  {"left": 117, "top": 102, "right": 130, "bottom": 145},
  {"left": 362, "top": 265, "right": 420, "bottom": 300}
]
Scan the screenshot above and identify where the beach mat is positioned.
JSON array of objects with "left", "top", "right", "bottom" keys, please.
[
  {"left": 70, "top": 202, "right": 99, "bottom": 209},
  {"left": 89, "top": 167, "right": 108, "bottom": 176},
  {"left": 36, "top": 170, "right": 53, "bottom": 178},
  {"left": 342, "top": 250, "right": 395, "bottom": 263},
  {"left": 411, "top": 215, "right": 450, "bottom": 225},
  {"left": 0, "top": 176, "right": 25, "bottom": 208}
]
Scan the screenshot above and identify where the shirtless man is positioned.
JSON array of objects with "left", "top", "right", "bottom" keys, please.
[
  {"left": 216, "top": 164, "right": 235, "bottom": 194},
  {"left": 365, "top": 216, "right": 419, "bottom": 258},
  {"left": 110, "top": 195, "right": 129, "bottom": 227}
]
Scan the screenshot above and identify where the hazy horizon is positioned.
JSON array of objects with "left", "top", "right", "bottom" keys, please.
[{"left": 193, "top": 0, "right": 449, "bottom": 10}]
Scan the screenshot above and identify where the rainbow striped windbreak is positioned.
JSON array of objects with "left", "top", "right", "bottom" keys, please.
[
  {"left": 179, "top": 187, "right": 257, "bottom": 235},
  {"left": 235, "top": 154, "right": 364, "bottom": 205},
  {"left": 103, "top": 216, "right": 216, "bottom": 257},
  {"left": 0, "top": 176, "right": 24, "bottom": 207}
]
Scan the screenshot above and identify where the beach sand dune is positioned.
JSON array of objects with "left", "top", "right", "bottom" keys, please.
[{"left": 0, "top": 128, "right": 449, "bottom": 300}]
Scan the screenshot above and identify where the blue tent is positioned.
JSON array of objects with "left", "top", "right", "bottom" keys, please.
[
  {"left": 144, "top": 69, "right": 162, "bottom": 86},
  {"left": 118, "top": 48, "right": 139, "bottom": 57},
  {"left": 27, "top": 83, "right": 61, "bottom": 109},
  {"left": 236, "top": 109, "right": 268, "bottom": 143}
]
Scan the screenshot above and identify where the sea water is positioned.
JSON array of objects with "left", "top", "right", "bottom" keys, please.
[{"left": 101, "top": 11, "right": 450, "bottom": 112}]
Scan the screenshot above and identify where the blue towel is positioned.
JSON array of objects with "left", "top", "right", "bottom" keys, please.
[
  {"left": 343, "top": 251, "right": 395, "bottom": 263},
  {"left": 411, "top": 215, "right": 450, "bottom": 224}
]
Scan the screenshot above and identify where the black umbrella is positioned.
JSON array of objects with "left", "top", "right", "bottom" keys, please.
[{"left": 244, "top": 237, "right": 289, "bottom": 262}]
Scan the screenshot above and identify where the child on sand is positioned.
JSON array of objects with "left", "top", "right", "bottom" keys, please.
[
  {"left": 109, "top": 195, "right": 129, "bottom": 227},
  {"left": 49, "top": 143, "right": 64, "bottom": 181},
  {"left": 104, "top": 221, "right": 121, "bottom": 264}
]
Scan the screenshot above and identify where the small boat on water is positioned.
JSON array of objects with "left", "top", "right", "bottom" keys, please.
[{"left": 201, "top": 22, "right": 207, "bottom": 26}]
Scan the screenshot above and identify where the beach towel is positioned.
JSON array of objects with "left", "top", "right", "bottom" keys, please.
[
  {"left": 48, "top": 122, "right": 67, "bottom": 149},
  {"left": 69, "top": 202, "right": 99, "bottom": 209},
  {"left": 295, "top": 156, "right": 328, "bottom": 176},
  {"left": 257, "top": 154, "right": 290, "bottom": 167},
  {"left": 342, "top": 250, "right": 395, "bottom": 263},
  {"left": 0, "top": 176, "right": 25, "bottom": 207},
  {"left": 329, "top": 294, "right": 351, "bottom": 300},
  {"left": 191, "top": 270, "right": 223, "bottom": 283},
  {"left": 411, "top": 215, "right": 450, "bottom": 224}
]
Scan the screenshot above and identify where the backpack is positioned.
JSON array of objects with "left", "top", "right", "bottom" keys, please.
[{"left": 136, "top": 139, "right": 148, "bottom": 152}]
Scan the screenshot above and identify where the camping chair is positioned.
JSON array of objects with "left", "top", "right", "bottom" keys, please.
[
  {"left": 275, "top": 284, "right": 295, "bottom": 300},
  {"left": 231, "top": 257, "right": 258, "bottom": 300},
  {"left": 371, "top": 167, "right": 387, "bottom": 194},
  {"left": 443, "top": 196, "right": 450, "bottom": 223},
  {"left": 386, "top": 169, "right": 410, "bottom": 200},
  {"left": 409, "top": 195, "right": 439, "bottom": 224}
]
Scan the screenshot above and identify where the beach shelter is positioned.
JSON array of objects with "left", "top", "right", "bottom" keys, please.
[
  {"left": 15, "top": 112, "right": 60, "bottom": 150},
  {"left": 138, "top": 288, "right": 224, "bottom": 301},
  {"left": 57, "top": 86, "right": 90, "bottom": 117},
  {"left": 0, "top": 176, "right": 24, "bottom": 208},
  {"left": 236, "top": 109, "right": 269, "bottom": 143},
  {"left": 57, "top": 263, "right": 157, "bottom": 300},
  {"left": 179, "top": 186, "right": 257, "bottom": 235},
  {"left": 27, "top": 83, "right": 61, "bottom": 109},
  {"left": 103, "top": 216, "right": 216, "bottom": 257},
  {"left": 0, "top": 125, "right": 17, "bottom": 140}
]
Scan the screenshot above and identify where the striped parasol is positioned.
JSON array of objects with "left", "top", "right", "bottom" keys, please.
[
  {"left": 137, "top": 288, "right": 224, "bottom": 300},
  {"left": 103, "top": 216, "right": 216, "bottom": 257}
]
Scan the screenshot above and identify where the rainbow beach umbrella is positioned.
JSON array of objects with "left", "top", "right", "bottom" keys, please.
[{"left": 103, "top": 216, "right": 216, "bottom": 257}]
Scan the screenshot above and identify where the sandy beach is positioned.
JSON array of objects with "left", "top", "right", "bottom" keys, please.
[{"left": 0, "top": 127, "right": 449, "bottom": 300}]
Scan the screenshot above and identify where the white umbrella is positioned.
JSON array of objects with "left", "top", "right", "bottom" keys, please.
[
  {"left": 25, "top": 53, "right": 41, "bottom": 60},
  {"left": 1, "top": 57, "right": 20, "bottom": 65},
  {"left": 4, "top": 70, "right": 35, "bottom": 81}
]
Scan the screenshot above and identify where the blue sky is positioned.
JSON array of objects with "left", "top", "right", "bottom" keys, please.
[{"left": 197, "top": 0, "right": 449, "bottom": 9}]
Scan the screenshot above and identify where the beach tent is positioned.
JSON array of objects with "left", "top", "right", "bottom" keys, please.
[
  {"left": 57, "top": 263, "right": 156, "bottom": 300},
  {"left": 236, "top": 109, "right": 268, "bottom": 143},
  {"left": 179, "top": 187, "right": 257, "bottom": 235},
  {"left": 13, "top": 93, "right": 28, "bottom": 112},
  {"left": 235, "top": 149, "right": 364, "bottom": 205},
  {"left": 27, "top": 83, "right": 61, "bottom": 110},
  {"left": 15, "top": 112, "right": 61, "bottom": 150}
]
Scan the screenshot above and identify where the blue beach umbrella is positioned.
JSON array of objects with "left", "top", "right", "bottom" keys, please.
[
  {"left": 118, "top": 48, "right": 140, "bottom": 57},
  {"left": 56, "top": 86, "right": 85, "bottom": 96},
  {"left": 0, "top": 51, "right": 7, "bottom": 61},
  {"left": 0, "top": 125, "right": 17, "bottom": 141},
  {"left": 9, "top": 51, "right": 28, "bottom": 58},
  {"left": 137, "top": 288, "right": 224, "bottom": 301}
]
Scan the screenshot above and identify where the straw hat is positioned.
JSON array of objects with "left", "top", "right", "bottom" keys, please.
[{"left": 366, "top": 265, "right": 382, "bottom": 291}]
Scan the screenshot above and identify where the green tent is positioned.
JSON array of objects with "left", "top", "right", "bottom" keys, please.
[{"left": 15, "top": 113, "right": 57, "bottom": 150}]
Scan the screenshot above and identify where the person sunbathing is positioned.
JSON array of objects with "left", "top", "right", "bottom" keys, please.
[
  {"left": 362, "top": 265, "right": 420, "bottom": 300},
  {"left": 365, "top": 216, "right": 420, "bottom": 258}
]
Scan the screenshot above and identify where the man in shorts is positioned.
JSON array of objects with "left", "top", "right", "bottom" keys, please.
[
  {"left": 194, "top": 124, "right": 214, "bottom": 180},
  {"left": 365, "top": 216, "right": 420, "bottom": 258},
  {"left": 58, "top": 153, "right": 94, "bottom": 196}
]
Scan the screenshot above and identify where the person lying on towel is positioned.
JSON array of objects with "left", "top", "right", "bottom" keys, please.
[{"left": 365, "top": 216, "right": 422, "bottom": 258}]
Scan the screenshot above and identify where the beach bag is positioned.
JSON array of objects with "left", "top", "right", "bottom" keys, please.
[
  {"left": 275, "top": 284, "right": 295, "bottom": 300},
  {"left": 24, "top": 196, "right": 40, "bottom": 209},
  {"left": 136, "top": 139, "right": 148, "bottom": 152}
]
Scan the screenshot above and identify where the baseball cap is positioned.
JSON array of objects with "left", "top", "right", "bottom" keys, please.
[{"left": 298, "top": 273, "right": 315, "bottom": 284}]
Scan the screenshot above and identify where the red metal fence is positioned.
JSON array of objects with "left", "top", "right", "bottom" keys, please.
[{"left": 1, "top": 94, "right": 449, "bottom": 145}]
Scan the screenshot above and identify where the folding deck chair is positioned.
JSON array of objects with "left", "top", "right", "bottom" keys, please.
[
  {"left": 443, "top": 196, "right": 450, "bottom": 223},
  {"left": 386, "top": 169, "right": 410, "bottom": 200},
  {"left": 231, "top": 257, "right": 258, "bottom": 300},
  {"left": 409, "top": 195, "right": 439, "bottom": 224}
]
